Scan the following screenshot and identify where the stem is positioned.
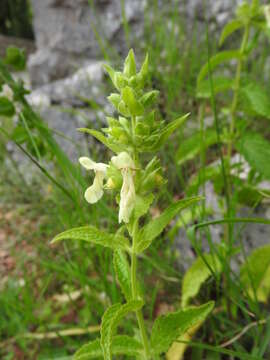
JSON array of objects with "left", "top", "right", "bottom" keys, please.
[
  {"left": 131, "top": 223, "right": 151, "bottom": 359},
  {"left": 227, "top": 24, "right": 250, "bottom": 161}
]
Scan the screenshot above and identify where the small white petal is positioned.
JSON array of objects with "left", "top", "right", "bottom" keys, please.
[
  {"left": 79, "top": 157, "right": 108, "bottom": 173},
  {"left": 84, "top": 172, "right": 105, "bottom": 204},
  {"left": 111, "top": 152, "right": 135, "bottom": 170},
  {"left": 1, "top": 84, "right": 13, "bottom": 101},
  {"left": 79, "top": 157, "right": 97, "bottom": 170}
]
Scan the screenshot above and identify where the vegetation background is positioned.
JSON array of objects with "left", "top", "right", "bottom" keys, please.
[{"left": 0, "top": 0, "right": 270, "bottom": 359}]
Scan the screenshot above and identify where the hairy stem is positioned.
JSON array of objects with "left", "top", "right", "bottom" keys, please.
[{"left": 131, "top": 225, "right": 151, "bottom": 359}]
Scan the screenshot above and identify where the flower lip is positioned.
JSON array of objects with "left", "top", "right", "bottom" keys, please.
[{"left": 79, "top": 157, "right": 108, "bottom": 172}]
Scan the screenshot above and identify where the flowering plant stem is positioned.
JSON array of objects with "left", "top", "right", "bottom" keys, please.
[{"left": 131, "top": 238, "right": 151, "bottom": 359}]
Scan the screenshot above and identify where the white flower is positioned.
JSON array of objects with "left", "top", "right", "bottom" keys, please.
[
  {"left": 79, "top": 157, "right": 108, "bottom": 204},
  {"left": 111, "top": 152, "right": 136, "bottom": 223},
  {"left": 264, "top": 5, "right": 270, "bottom": 28}
]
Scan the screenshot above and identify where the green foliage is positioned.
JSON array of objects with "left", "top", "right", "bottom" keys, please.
[
  {"left": 240, "top": 244, "right": 270, "bottom": 303},
  {"left": 237, "top": 132, "right": 270, "bottom": 180},
  {"left": 113, "top": 250, "right": 132, "bottom": 300},
  {"left": 197, "top": 50, "right": 242, "bottom": 84},
  {"left": 136, "top": 197, "right": 202, "bottom": 253},
  {"left": 51, "top": 226, "right": 130, "bottom": 251},
  {"left": 0, "top": 96, "right": 15, "bottom": 116},
  {"left": 243, "top": 82, "right": 270, "bottom": 119},
  {"left": 181, "top": 254, "right": 222, "bottom": 308},
  {"left": 74, "top": 336, "right": 143, "bottom": 359},
  {"left": 100, "top": 300, "right": 143, "bottom": 360},
  {"left": 150, "top": 301, "right": 214, "bottom": 355},
  {"left": 196, "top": 76, "right": 233, "bottom": 99},
  {"left": 4, "top": 46, "right": 26, "bottom": 71},
  {"left": 176, "top": 129, "right": 218, "bottom": 165},
  {"left": 219, "top": 19, "right": 244, "bottom": 45}
]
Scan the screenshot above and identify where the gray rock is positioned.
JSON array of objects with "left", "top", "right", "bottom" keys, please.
[{"left": 29, "top": 0, "right": 145, "bottom": 86}]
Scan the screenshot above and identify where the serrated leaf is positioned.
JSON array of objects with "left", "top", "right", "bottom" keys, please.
[
  {"left": 242, "top": 82, "right": 270, "bottom": 119},
  {"left": 101, "top": 300, "right": 143, "bottom": 360},
  {"left": 219, "top": 19, "right": 243, "bottom": 46},
  {"left": 136, "top": 197, "right": 202, "bottom": 253},
  {"left": 182, "top": 254, "right": 222, "bottom": 308},
  {"left": 240, "top": 244, "right": 270, "bottom": 303},
  {"left": 74, "top": 335, "right": 143, "bottom": 359},
  {"left": 113, "top": 250, "right": 132, "bottom": 300},
  {"left": 176, "top": 129, "right": 218, "bottom": 165},
  {"left": 197, "top": 50, "right": 242, "bottom": 84},
  {"left": 237, "top": 132, "right": 270, "bottom": 180},
  {"left": 151, "top": 301, "right": 214, "bottom": 355},
  {"left": 0, "top": 96, "right": 15, "bottom": 117},
  {"left": 77, "top": 128, "right": 123, "bottom": 153},
  {"left": 51, "top": 226, "right": 130, "bottom": 251},
  {"left": 196, "top": 76, "right": 233, "bottom": 99}
]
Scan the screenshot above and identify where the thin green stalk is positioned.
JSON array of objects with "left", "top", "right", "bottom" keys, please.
[
  {"left": 227, "top": 24, "right": 250, "bottom": 163},
  {"left": 131, "top": 223, "right": 151, "bottom": 359}
]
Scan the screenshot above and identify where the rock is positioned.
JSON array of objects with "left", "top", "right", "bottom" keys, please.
[
  {"left": 28, "top": 0, "right": 145, "bottom": 86},
  {"left": 26, "top": 62, "right": 109, "bottom": 161}
]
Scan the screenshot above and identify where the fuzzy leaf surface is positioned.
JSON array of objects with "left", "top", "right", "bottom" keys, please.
[
  {"left": 113, "top": 250, "right": 132, "bottom": 300},
  {"left": 101, "top": 300, "right": 143, "bottom": 360},
  {"left": 51, "top": 226, "right": 130, "bottom": 251},
  {"left": 237, "top": 132, "right": 270, "bottom": 180},
  {"left": 136, "top": 197, "right": 202, "bottom": 253},
  {"left": 243, "top": 83, "right": 270, "bottom": 120},
  {"left": 74, "top": 335, "right": 143, "bottom": 359},
  {"left": 151, "top": 302, "right": 214, "bottom": 355}
]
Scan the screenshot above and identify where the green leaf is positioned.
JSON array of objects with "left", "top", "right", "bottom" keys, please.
[
  {"left": 123, "top": 49, "right": 136, "bottom": 77},
  {"left": 197, "top": 50, "right": 242, "bottom": 84},
  {"left": 51, "top": 226, "right": 130, "bottom": 251},
  {"left": 77, "top": 128, "right": 122, "bottom": 153},
  {"left": 156, "top": 113, "right": 190, "bottom": 148},
  {"left": 113, "top": 250, "right": 132, "bottom": 300},
  {"left": 136, "top": 197, "right": 202, "bottom": 253},
  {"left": 196, "top": 76, "right": 233, "bottom": 99},
  {"left": 134, "top": 194, "right": 154, "bottom": 220},
  {"left": 237, "top": 132, "right": 270, "bottom": 180},
  {"left": 74, "top": 336, "right": 143, "bottom": 359},
  {"left": 140, "top": 90, "right": 159, "bottom": 107},
  {"left": 240, "top": 244, "right": 270, "bottom": 303},
  {"left": 176, "top": 129, "right": 218, "bottom": 165},
  {"left": 182, "top": 254, "right": 222, "bottom": 308},
  {"left": 150, "top": 301, "right": 214, "bottom": 355},
  {"left": 101, "top": 300, "right": 143, "bottom": 360},
  {"left": 4, "top": 46, "right": 26, "bottom": 71},
  {"left": 121, "top": 86, "right": 144, "bottom": 116},
  {"left": 219, "top": 19, "right": 243, "bottom": 46},
  {"left": 242, "top": 82, "right": 270, "bottom": 119},
  {"left": 0, "top": 97, "right": 15, "bottom": 117}
]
